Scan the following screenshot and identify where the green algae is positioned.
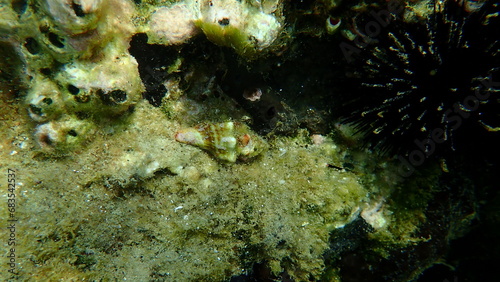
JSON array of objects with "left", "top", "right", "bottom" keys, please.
[
  {"left": 1, "top": 99, "right": 374, "bottom": 280},
  {"left": 195, "top": 20, "right": 256, "bottom": 57}
]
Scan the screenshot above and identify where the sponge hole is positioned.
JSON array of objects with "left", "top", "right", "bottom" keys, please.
[
  {"left": 11, "top": 0, "right": 28, "bottom": 15},
  {"left": 24, "top": 37, "right": 41, "bottom": 54},
  {"left": 48, "top": 32, "right": 65, "bottom": 48},
  {"left": 71, "top": 1, "right": 86, "bottom": 17}
]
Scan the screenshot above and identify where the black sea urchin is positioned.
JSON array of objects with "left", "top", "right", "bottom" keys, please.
[{"left": 338, "top": 0, "right": 500, "bottom": 156}]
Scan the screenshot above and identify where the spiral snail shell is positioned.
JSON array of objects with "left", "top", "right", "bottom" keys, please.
[{"left": 175, "top": 122, "right": 267, "bottom": 162}]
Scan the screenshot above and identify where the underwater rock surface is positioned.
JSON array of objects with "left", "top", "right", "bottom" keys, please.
[{"left": 1, "top": 0, "right": 498, "bottom": 281}]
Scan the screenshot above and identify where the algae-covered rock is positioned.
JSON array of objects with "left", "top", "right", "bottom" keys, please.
[
  {"left": 148, "top": 2, "right": 199, "bottom": 45},
  {"left": 56, "top": 45, "right": 143, "bottom": 116},
  {"left": 3, "top": 0, "right": 141, "bottom": 153},
  {"left": 144, "top": 0, "right": 283, "bottom": 57},
  {"left": 195, "top": 0, "right": 282, "bottom": 57},
  {"left": 26, "top": 77, "right": 65, "bottom": 122},
  {"left": 34, "top": 114, "right": 97, "bottom": 152},
  {"left": 1, "top": 0, "right": 491, "bottom": 281},
  {"left": 0, "top": 99, "right": 374, "bottom": 281}
]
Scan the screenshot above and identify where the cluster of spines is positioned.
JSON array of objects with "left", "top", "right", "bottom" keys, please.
[{"left": 338, "top": 0, "right": 500, "bottom": 155}]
